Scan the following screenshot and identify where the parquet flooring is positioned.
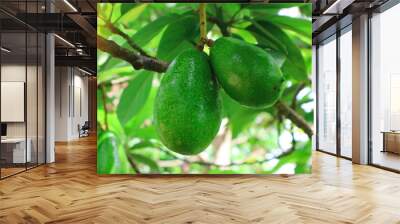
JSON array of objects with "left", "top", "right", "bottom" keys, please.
[{"left": 1, "top": 135, "right": 400, "bottom": 223}]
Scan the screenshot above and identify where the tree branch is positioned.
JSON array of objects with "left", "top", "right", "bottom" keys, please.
[
  {"left": 104, "top": 21, "right": 153, "bottom": 58},
  {"left": 158, "top": 145, "right": 295, "bottom": 168},
  {"left": 97, "top": 36, "right": 169, "bottom": 73},
  {"left": 127, "top": 153, "right": 141, "bottom": 174},
  {"left": 275, "top": 100, "right": 313, "bottom": 137}
]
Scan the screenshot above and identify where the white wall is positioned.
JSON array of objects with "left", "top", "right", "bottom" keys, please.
[
  {"left": 55, "top": 66, "right": 69, "bottom": 141},
  {"left": 54, "top": 66, "right": 89, "bottom": 141},
  {"left": 1, "top": 65, "right": 28, "bottom": 138},
  {"left": 1, "top": 63, "right": 46, "bottom": 164}
]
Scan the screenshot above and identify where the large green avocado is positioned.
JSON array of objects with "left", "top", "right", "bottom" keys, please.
[
  {"left": 154, "top": 49, "right": 222, "bottom": 155},
  {"left": 210, "top": 37, "right": 284, "bottom": 108}
]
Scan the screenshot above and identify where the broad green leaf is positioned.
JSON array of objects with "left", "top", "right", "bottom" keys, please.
[
  {"left": 97, "top": 129, "right": 131, "bottom": 174},
  {"left": 121, "top": 3, "right": 138, "bottom": 16},
  {"left": 107, "top": 113, "right": 126, "bottom": 139},
  {"left": 129, "top": 140, "right": 156, "bottom": 151},
  {"left": 263, "top": 15, "right": 311, "bottom": 38},
  {"left": 97, "top": 50, "right": 109, "bottom": 68},
  {"left": 99, "top": 57, "right": 131, "bottom": 84},
  {"left": 248, "top": 20, "right": 307, "bottom": 81},
  {"left": 97, "top": 3, "right": 112, "bottom": 21},
  {"left": 117, "top": 4, "right": 147, "bottom": 25},
  {"left": 132, "top": 13, "right": 181, "bottom": 47},
  {"left": 220, "top": 4, "right": 241, "bottom": 21},
  {"left": 134, "top": 126, "right": 158, "bottom": 140},
  {"left": 110, "top": 4, "right": 122, "bottom": 22},
  {"left": 221, "top": 91, "right": 262, "bottom": 138},
  {"left": 117, "top": 71, "right": 154, "bottom": 125},
  {"left": 111, "top": 144, "right": 134, "bottom": 174},
  {"left": 157, "top": 15, "right": 199, "bottom": 61},
  {"left": 98, "top": 66, "right": 135, "bottom": 84},
  {"left": 97, "top": 131, "right": 118, "bottom": 174},
  {"left": 231, "top": 28, "right": 257, "bottom": 44},
  {"left": 299, "top": 4, "right": 312, "bottom": 17},
  {"left": 208, "top": 169, "right": 238, "bottom": 174},
  {"left": 245, "top": 3, "right": 304, "bottom": 10},
  {"left": 264, "top": 48, "right": 287, "bottom": 68},
  {"left": 97, "top": 21, "right": 112, "bottom": 38},
  {"left": 124, "top": 87, "right": 157, "bottom": 134},
  {"left": 246, "top": 19, "right": 288, "bottom": 55}
]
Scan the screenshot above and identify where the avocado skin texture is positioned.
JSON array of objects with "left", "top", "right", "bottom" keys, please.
[
  {"left": 210, "top": 37, "right": 284, "bottom": 108},
  {"left": 154, "top": 49, "right": 222, "bottom": 155}
]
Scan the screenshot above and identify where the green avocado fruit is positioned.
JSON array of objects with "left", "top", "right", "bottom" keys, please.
[
  {"left": 210, "top": 37, "right": 284, "bottom": 108},
  {"left": 154, "top": 49, "right": 222, "bottom": 155}
]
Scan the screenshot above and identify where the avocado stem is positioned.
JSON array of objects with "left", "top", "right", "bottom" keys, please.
[{"left": 197, "top": 3, "right": 207, "bottom": 51}]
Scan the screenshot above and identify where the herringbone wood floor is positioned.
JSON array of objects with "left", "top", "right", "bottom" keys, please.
[{"left": 1, "top": 135, "right": 400, "bottom": 224}]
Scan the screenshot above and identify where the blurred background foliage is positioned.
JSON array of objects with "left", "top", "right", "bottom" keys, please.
[{"left": 97, "top": 3, "right": 313, "bottom": 174}]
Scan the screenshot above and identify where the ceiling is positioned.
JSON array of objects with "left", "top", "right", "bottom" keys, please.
[
  {"left": 312, "top": 0, "right": 391, "bottom": 44},
  {"left": 0, "top": 0, "right": 97, "bottom": 74}
]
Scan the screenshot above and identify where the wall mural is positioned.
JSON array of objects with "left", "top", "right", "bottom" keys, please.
[{"left": 97, "top": 3, "right": 313, "bottom": 174}]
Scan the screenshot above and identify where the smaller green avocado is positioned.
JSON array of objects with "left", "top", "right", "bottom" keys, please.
[
  {"left": 210, "top": 37, "right": 284, "bottom": 108},
  {"left": 154, "top": 49, "right": 222, "bottom": 155}
]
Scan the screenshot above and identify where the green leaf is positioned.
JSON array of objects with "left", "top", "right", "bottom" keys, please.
[
  {"left": 264, "top": 48, "right": 287, "bottom": 68},
  {"left": 98, "top": 3, "right": 113, "bottom": 21},
  {"left": 97, "top": 130, "right": 132, "bottom": 174},
  {"left": 104, "top": 113, "right": 126, "bottom": 140},
  {"left": 121, "top": 3, "right": 138, "bottom": 16},
  {"left": 299, "top": 4, "right": 312, "bottom": 17},
  {"left": 246, "top": 19, "right": 288, "bottom": 55},
  {"left": 157, "top": 15, "right": 199, "bottom": 61},
  {"left": 132, "top": 13, "right": 181, "bottom": 47},
  {"left": 98, "top": 66, "right": 135, "bottom": 84},
  {"left": 231, "top": 28, "right": 257, "bottom": 44},
  {"left": 131, "top": 153, "right": 160, "bottom": 172},
  {"left": 117, "top": 4, "right": 147, "bottom": 25},
  {"left": 98, "top": 57, "right": 131, "bottom": 84},
  {"left": 248, "top": 20, "right": 307, "bottom": 81},
  {"left": 245, "top": 3, "right": 304, "bottom": 11},
  {"left": 134, "top": 126, "right": 158, "bottom": 140},
  {"left": 97, "top": 50, "right": 109, "bottom": 68},
  {"left": 220, "top": 4, "right": 241, "bottom": 21},
  {"left": 112, "top": 144, "right": 134, "bottom": 174},
  {"left": 110, "top": 4, "right": 122, "bottom": 22},
  {"left": 124, "top": 87, "right": 157, "bottom": 135},
  {"left": 208, "top": 169, "right": 238, "bottom": 174},
  {"left": 263, "top": 15, "right": 311, "bottom": 38},
  {"left": 117, "top": 71, "right": 154, "bottom": 125},
  {"left": 129, "top": 140, "right": 156, "bottom": 151},
  {"left": 97, "top": 131, "right": 118, "bottom": 174},
  {"left": 221, "top": 91, "right": 262, "bottom": 138}
]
